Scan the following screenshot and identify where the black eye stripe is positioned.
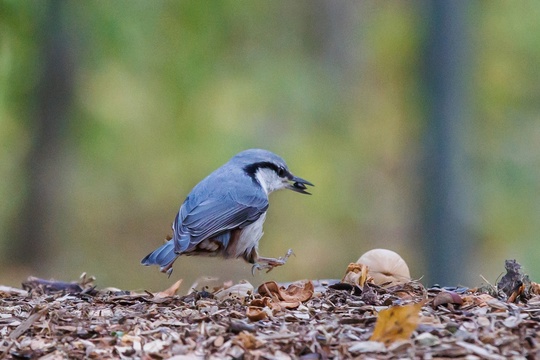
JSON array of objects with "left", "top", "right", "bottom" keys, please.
[{"left": 244, "top": 162, "right": 286, "bottom": 178}]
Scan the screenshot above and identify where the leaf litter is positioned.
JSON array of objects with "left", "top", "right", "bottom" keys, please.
[{"left": 0, "top": 259, "right": 540, "bottom": 359}]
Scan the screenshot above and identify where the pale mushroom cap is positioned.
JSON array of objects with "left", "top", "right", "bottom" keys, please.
[{"left": 357, "top": 248, "right": 411, "bottom": 285}]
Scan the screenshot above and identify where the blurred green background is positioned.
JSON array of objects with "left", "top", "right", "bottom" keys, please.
[{"left": 1, "top": 1, "right": 539, "bottom": 292}]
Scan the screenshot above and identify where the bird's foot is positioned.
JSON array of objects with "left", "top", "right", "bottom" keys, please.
[
  {"left": 251, "top": 249, "right": 294, "bottom": 275},
  {"left": 160, "top": 264, "right": 174, "bottom": 278}
]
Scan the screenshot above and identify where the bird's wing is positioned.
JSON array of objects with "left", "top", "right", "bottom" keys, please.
[{"left": 173, "top": 191, "right": 268, "bottom": 253}]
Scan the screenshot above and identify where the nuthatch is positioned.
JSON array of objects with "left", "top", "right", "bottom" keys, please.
[{"left": 141, "top": 149, "right": 313, "bottom": 275}]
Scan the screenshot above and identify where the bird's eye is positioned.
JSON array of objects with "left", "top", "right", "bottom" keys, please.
[{"left": 277, "top": 167, "right": 286, "bottom": 177}]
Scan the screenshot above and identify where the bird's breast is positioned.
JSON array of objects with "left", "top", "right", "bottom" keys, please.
[{"left": 224, "top": 213, "right": 266, "bottom": 260}]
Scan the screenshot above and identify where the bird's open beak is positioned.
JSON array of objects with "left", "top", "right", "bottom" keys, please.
[{"left": 287, "top": 175, "right": 314, "bottom": 195}]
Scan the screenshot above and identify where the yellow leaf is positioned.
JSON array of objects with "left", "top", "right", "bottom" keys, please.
[{"left": 370, "top": 302, "right": 423, "bottom": 345}]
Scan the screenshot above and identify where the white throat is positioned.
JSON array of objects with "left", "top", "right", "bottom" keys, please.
[{"left": 255, "top": 168, "right": 287, "bottom": 195}]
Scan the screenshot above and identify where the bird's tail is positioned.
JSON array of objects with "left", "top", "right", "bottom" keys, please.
[{"left": 141, "top": 240, "right": 178, "bottom": 276}]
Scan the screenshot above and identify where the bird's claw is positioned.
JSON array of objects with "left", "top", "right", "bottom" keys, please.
[
  {"left": 251, "top": 263, "right": 262, "bottom": 276},
  {"left": 251, "top": 249, "right": 294, "bottom": 275}
]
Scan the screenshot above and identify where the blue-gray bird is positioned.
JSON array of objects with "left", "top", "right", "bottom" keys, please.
[{"left": 141, "top": 149, "right": 314, "bottom": 275}]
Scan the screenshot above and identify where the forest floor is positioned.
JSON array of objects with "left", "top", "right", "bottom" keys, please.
[{"left": 0, "top": 260, "right": 539, "bottom": 360}]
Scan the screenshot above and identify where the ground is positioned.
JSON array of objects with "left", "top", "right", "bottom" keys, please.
[{"left": 0, "top": 263, "right": 539, "bottom": 359}]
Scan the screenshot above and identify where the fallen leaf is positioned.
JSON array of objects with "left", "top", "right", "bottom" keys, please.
[
  {"left": 154, "top": 279, "right": 183, "bottom": 298},
  {"left": 248, "top": 281, "right": 314, "bottom": 321},
  {"left": 247, "top": 296, "right": 279, "bottom": 321},
  {"left": 342, "top": 263, "right": 370, "bottom": 287},
  {"left": 432, "top": 291, "right": 463, "bottom": 307},
  {"left": 257, "top": 280, "right": 314, "bottom": 305},
  {"left": 508, "top": 283, "right": 526, "bottom": 303},
  {"left": 370, "top": 302, "right": 423, "bottom": 345},
  {"left": 246, "top": 306, "right": 269, "bottom": 321},
  {"left": 531, "top": 282, "right": 540, "bottom": 295}
]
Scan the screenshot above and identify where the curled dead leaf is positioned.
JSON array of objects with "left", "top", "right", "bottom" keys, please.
[
  {"left": 250, "top": 297, "right": 271, "bottom": 308},
  {"left": 508, "top": 283, "right": 526, "bottom": 303},
  {"left": 257, "top": 280, "right": 314, "bottom": 305},
  {"left": 432, "top": 291, "right": 463, "bottom": 307},
  {"left": 246, "top": 306, "right": 269, "bottom": 321},
  {"left": 247, "top": 296, "right": 280, "bottom": 321},
  {"left": 342, "top": 263, "right": 370, "bottom": 287},
  {"left": 247, "top": 280, "right": 314, "bottom": 321},
  {"left": 531, "top": 282, "right": 540, "bottom": 295}
]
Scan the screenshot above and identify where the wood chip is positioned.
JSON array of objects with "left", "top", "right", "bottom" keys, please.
[{"left": 1, "top": 271, "right": 540, "bottom": 358}]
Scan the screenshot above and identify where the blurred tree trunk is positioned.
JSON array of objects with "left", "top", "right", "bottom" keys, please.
[
  {"left": 7, "top": 0, "right": 74, "bottom": 273},
  {"left": 421, "top": 1, "right": 474, "bottom": 286},
  {"left": 310, "top": 0, "right": 359, "bottom": 82}
]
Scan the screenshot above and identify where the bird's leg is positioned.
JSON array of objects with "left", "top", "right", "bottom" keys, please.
[{"left": 251, "top": 249, "right": 294, "bottom": 274}]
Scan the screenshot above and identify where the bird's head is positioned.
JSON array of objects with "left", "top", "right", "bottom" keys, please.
[{"left": 237, "top": 149, "right": 314, "bottom": 195}]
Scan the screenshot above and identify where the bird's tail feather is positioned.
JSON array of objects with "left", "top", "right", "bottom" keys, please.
[{"left": 141, "top": 240, "right": 178, "bottom": 274}]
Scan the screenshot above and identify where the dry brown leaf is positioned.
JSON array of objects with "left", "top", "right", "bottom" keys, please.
[
  {"left": 250, "top": 297, "right": 272, "bottom": 308},
  {"left": 280, "top": 280, "right": 314, "bottom": 302},
  {"left": 154, "top": 279, "right": 183, "bottom": 298},
  {"left": 508, "top": 283, "right": 526, "bottom": 303},
  {"left": 432, "top": 291, "right": 463, "bottom": 307},
  {"left": 370, "top": 302, "right": 424, "bottom": 345},
  {"left": 257, "top": 282, "right": 281, "bottom": 299},
  {"left": 530, "top": 282, "right": 540, "bottom": 295},
  {"left": 247, "top": 296, "right": 280, "bottom": 321},
  {"left": 246, "top": 306, "right": 268, "bottom": 321},
  {"left": 342, "top": 263, "right": 370, "bottom": 287},
  {"left": 247, "top": 281, "right": 314, "bottom": 321},
  {"left": 257, "top": 280, "right": 314, "bottom": 305}
]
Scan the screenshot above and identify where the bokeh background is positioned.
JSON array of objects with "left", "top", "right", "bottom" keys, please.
[{"left": 1, "top": 1, "right": 539, "bottom": 292}]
